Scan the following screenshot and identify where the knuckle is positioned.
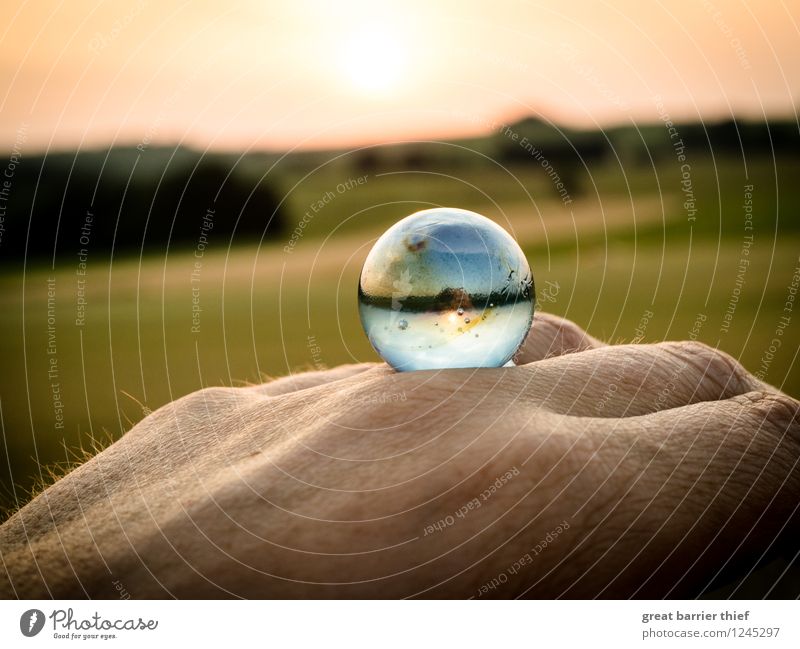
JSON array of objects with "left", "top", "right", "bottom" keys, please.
[
  {"left": 745, "top": 391, "right": 800, "bottom": 438},
  {"left": 661, "top": 339, "right": 719, "bottom": 364},
  {"left": 136, "top": 386, "right": 248, "bottom": 432},
  {"left": 658, "top": 340, "right": 753, "bottom": 397},
  {"left": 533, "top": 312, "right": 593, "bottom": 356},
  {"left": 181, "top": 386, "right": 245, "bottom": 411},
  {"left": 732, "top": 391, "right": 800, "bottom": 496}
]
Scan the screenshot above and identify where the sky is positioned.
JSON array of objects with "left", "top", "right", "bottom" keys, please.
[{"left": 1, "top": 0, "right": 798, "bottom": 152}]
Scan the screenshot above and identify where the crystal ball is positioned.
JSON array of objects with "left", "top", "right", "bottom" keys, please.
[{"left": 358, "top": 207, "right": 535, "bottom": 371}]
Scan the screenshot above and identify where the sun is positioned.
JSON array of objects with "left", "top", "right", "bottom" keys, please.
[{"left": 339, "top": 25, "right": 408, "bottom": 96}]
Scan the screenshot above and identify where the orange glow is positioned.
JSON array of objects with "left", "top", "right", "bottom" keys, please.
[{"left": 0, "top": 0, "right": 797, "bottom": 152}]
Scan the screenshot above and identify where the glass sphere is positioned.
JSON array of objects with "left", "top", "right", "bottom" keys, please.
[{"left": 358, "top": 207, "right": 535, "bottom": 371}]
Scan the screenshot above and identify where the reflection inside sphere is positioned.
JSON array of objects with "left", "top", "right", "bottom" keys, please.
[{"left": 358, "top": 207, "right": 535, "bottom": 371}]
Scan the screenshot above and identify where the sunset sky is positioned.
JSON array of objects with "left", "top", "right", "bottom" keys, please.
[{"left": 1, "top": 0, "right": 798, "bottom": 152}]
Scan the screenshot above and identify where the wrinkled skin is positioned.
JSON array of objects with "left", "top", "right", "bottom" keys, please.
[{"left": 1, "top": 313, "right": 798, "bottom": 599}]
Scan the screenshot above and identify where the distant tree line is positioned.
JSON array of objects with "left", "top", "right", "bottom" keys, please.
[
  {"left": 349, "top": 116, "right": 799, "bottom": 201},
  {"left": 352, "top": 118, "right": 800, "bottom": 172},
  {"left": 2, "top": 118, "right": 797, "bottom": 266},
  {"left": 0, "top": 148, "right": 287, "bottom": 265}
]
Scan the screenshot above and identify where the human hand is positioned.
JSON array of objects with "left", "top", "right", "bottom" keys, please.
[{"left": 2, "top": 313, "right": 798, "bottom": 598}]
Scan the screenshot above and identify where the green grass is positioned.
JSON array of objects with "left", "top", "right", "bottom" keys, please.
[{"left": 1, "top": 153, "right": 798, "bottom": 515}]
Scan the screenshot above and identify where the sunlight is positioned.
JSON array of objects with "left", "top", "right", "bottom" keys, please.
[{"left": 339, "top": 24, "right": 408, "bottom": 96}]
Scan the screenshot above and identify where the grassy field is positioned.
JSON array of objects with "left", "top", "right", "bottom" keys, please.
[{"left": 1, "top": 153, "right": 798, "bottom": 514}]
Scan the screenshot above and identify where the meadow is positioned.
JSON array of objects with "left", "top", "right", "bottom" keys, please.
[{"left": 1, "top": 151, "right": 798, "bottom": 514}]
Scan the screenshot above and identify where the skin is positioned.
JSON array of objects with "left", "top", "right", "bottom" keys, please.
[{"left": 0, "top": 312, "right": 798, "bottom": 599}]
